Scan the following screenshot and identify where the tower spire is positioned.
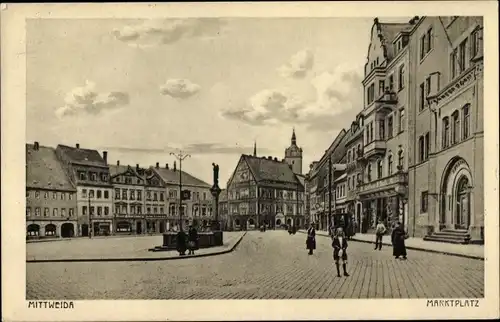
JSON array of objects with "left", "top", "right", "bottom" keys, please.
[
  {"left": 291, "top": 127, "right": 296, "bottom": 145},
  {"left": 253, "top": 140, "right": 257, "bottom": 157}
]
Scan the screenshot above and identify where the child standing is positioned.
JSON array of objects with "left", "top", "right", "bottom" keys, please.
[{"left": 332, "top": 227, "right": 349, "bottom": 277}]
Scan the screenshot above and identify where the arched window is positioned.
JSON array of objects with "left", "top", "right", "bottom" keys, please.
[
  {"left": 388, "top": 154, "right": 393, "bottom": 175},
  {"left": 452, "top": 111, "right": 460, "bottom": 144},
  {"left": 377, "top": 159, "right": 383, "bottom": 179},
  {"left": 45, "top": 224, "right": 57, "bottom": 236},
  {"left": 463, "top": 104, "right": 470, "bottom": 139},
  {"left": 27, "top": 224, "right": 40, "bottom": 236},
  {"left": 442, "top": 117, "right": 450, "bottom": 148}
]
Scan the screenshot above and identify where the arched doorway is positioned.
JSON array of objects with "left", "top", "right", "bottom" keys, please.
[
  {"left": 45, "top": 224, "right": 57, "bottom": 237},
  {"left": 276, "top": 219, "right": 282, "bottom": 226},
  {"left": 234, "top": 218, "right": 240, "bottom": 229},
  {"left": 27, "top": 224, "right": 40, "bottom": 237},
  {"left": 61, "top": 223, "right": 75, "bottom": 238},
  {"left": 159, "top": 221, "right": 165, "bottom": 233},
  {"left": 440, "top": 157, "right": 473, "bottom": 230},
  {"left": 286, "top": 218, "right": 292, "bottom": 226},
  {"left": 455, "top": 176, "right": 471, "bottom": 229},
  {"left": 136, "top": 222, "right": 142, "bottom": 234}
]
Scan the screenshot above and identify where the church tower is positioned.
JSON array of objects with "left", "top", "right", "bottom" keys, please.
[{"left": 284, "top": 128, "right": 303, "bottom": 174}]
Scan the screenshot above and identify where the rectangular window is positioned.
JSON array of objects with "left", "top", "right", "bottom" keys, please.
[
  {"left": 154, "top": 207, "right": 158, "bottom": 214},
  {"left": 443, "top": 117, "right": 450, "bottom": 148},
  {"left": 160, "top": 193, "right": 164, "bottom": 201},
  {"left": 463, "top": 105, "right": 470, "bottom": 139},
  {"left": 53, "top": 208, "right": 58, "bottom": 217},
  {"left": 426, "top": 76, "right": 431, "bottom": 96},
  {"left": 104, "top": 206, "right": 109, "bottom": 216},
  {"left": 379, "top": 120, "right": 385, "bottom": 140},
  {"left": 137, "top": 206, "right": 142, "bottom": 214},
  {"left": 90, "top": 172, "right": 97, "bottom": 181},
  {"left": 387, "top": 116, "right": 393, "bottom": 139},
  {"left": 451, "top": 49, "right": 457, "bottom": 79},
  {"left": 69, "top": 193, "right": 73, "bottom": 200},
  {"left": 427, "top": 27, "right": 433, "bottom": 53},
  {"left": 154, "top": 193, "right": 158, "bottom": 201},
  {"left": 35, "top": 191, "right": 40, "bottom": 199},
  {"left": 399, "top": 108, "right": 405, "bottom": 132},
  {"left": 90, "top": 206, "right": 95, "bottom": 215},
  {"left": 82, "top": 189, "right": 87, "bottom": 198},
  {"left": 122, "top": 189, "right": 127, "bottom": 200},
  {"left": 160, "top": 207, "right": 164, "bottom": 214},
  {"left": 89, "top": 190, "right": 94, "bottom": 198},
  {"left": 69, "top": 208, "right": 74, "bottom": 217},
  {"left": 122, "top": 205, "right": 127, "bottom": 213},
  {"left": 26, "top": 207, "right": 31, "bottom": 217},
  {"left": 419, "top": 82, "right": 425, "bottom": 111},
  {"left": 388, "top": 75, "right": 394, "bottom": 91},
  {"left": 470, "top": 28, "right": 481, "bottom": 59},
  {"left": 104, "top": 190, "right": 109, "bottom": 199},
  {"left": 44, "top": 207, "right": 49, "bottom": 216},
  {"left": 115, "top": 188, "right": 120, "bottom": 199},
  {"left": 137, "top": 191, "right": 142, "bottom": 201},
  {"left": 419, "top": 136, "right": 425, "bottom": 162},
  {"left": 35, "top": 207, "right": 41, "bottom": 216},
  {"left": 82, "top": 206, "right": 87, "bottom": 215},
  {"left": 44, "top": 192, "right": 49, "bottom": 199},
  {"left": 420, "top": 191, "right": 428, "bottom": 213},
  {"left": 425, "top": 132, "right": 430, "bottom": 160},
  {"left": 61, "top": 192, "right": 65, "bottom": 200},
  {"left": 97, "top": 190, "right": 102, "bottom": 199},
  {"left": 378, "top": 80, "right": 385, "bottom": 96},
  {"left": 78, "top": 171, "right": 86, "bottom": 180},
  {"left": 130, "top": 190, "right": 135, "bottom": 200},
  {"left": 453, "top": 112, "right": 460, "bottom": 144},
  {"left": 97, "top": 206, "right": 102, "bottom": 216},
  {"left": 458, "top": 39, "right": 467, "bottom": 73},
  {"left": 53, "top": 192, "right": 57, "bottom": 199},
  {"left": 420, "top": 35, "right": 425, "bottom": 60},
  {"left": 398, "top": 65, "right": 405, "bottom": 90}
]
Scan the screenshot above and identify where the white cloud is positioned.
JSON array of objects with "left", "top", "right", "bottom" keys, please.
[
  {"left": 159, "top": 79, "right": 201, "bottom": 99},
  {"left": 55, "top": 81, "right": 129, "bottom": 118},
  {"left": 278, "top": 49, "right": 314, "bottom": 78},
  {"left": 221, "top": 64, "right": 363, "bottom": 131},
  {"left": 113, "top": 18, "right": 225, "bottom": 48}
]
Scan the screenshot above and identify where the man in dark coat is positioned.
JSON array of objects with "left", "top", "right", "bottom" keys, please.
[
  {"left": 187, "top": 225, "right": 199, "bottom": 255},
  {"left": 332, "top": 227, "right": 349, "bottom": 277},
  {"left": 176, "top": 229, "right": 187, "bottom": 256},
  {"left": 306, "top": 222, "right": 316, "bottom": 255},
  {"left": 391, "top": 222, "right": 407, "bottom": 259}
]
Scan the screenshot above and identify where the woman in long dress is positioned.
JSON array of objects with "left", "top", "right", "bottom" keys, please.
[
  {"left": 306, "top": 222, "right": 316, "bottom": 255},
  {"left": 391, "top": 222, "right": 407, "bottom": 260}
]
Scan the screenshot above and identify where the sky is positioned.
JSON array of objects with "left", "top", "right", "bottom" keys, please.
[{"left": 26, "top": 17, "right": 410, "bottom": 187}]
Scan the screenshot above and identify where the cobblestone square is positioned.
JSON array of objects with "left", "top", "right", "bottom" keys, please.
[{"left": 26, "top": 231, "right": 484, "bottom": 299}]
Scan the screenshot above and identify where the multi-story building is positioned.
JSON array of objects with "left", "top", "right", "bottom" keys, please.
[
  {"left": 226, "top": 130, "right": 305, "bottom": 230},
  {"left": 110, "top": 162, "right": 147, "bottom": 234},
  {"left": 344, "top": 113, "right": 365, "bottom": 232},
  {"left": 144, "top": 164, "right": 168, "bottom": 233},
  {"left": 152, "top": 161, "right": 213, "bottom": 231},
  {"left": 55, "top": 144, "right": 113, "bottom": 236},
  {"left": 408, "top": 16, "right": 483, "bottom": 242},
  {"left": 26, "top": 142, "right": 77, "bottom": 238},
  {"left": 218, "top": 189, "right": 229, "bottom": 230},
  {"left": 357, "top": 18, "right": 413, "bottom": 233}
]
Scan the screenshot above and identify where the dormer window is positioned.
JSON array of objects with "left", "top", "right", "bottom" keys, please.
[
  {"left": 78, "top": 171, "right": 87, "bottom": 181},
  {"left": 90, "top": 172, "right": 97, "bottom": 181}
]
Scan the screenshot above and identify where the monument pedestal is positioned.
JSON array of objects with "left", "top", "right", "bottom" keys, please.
[{"left": 149, "top": 231, "right": 224, "bottom": 252}]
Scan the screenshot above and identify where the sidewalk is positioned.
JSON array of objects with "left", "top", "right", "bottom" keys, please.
[
  {"left": 299, "top": 230, "right": 484, "bottom": 260},
  {"left": 26, "top": 231, "right": 246, "bottom": 263}
]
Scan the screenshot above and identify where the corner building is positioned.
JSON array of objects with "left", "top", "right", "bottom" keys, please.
[
  {"left": 357, "top": 18, "right": 413, "bottom": 233},
  {"left": 407, "top": 16, "right": 483, "bottom": 242}
]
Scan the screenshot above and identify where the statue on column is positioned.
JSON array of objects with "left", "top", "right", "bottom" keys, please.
[{"left": 212, "top": 163, "right": 219, "bottom": 187}]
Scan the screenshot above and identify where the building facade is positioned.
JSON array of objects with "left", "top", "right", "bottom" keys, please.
[
  {"left": 55, "top": 144, "right": 113, "bottom": 236},
  {"left": 152, "top": 161, "right": 213, "bottom": 231},
  {"left": 408, "top": 16, "right": 484, "bottom": 242},
  {"left": 226, "top": 131, "right": 305, "bottom": 230},
  {"left": 26, "top": 142, "right": 78, "bottom": 238}
]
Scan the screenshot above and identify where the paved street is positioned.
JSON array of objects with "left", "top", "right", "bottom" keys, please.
[{"left": 26, "top": 231, "right": 484, "bottom": 299}]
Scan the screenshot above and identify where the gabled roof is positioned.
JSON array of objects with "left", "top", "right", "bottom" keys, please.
[
  {"left": 109, "top": 164, "right": 134, "bottom": 177},
  {"left": 26, "top": 144, "right": 75, "bottom": 191},
  {"left": 242, "top": 155, "right": 302, "bottom": 187},
  {"left": 152, "top": 167, "right": 211, "bottom": 188},
  {"left": 56, "top": 144, "right": 107, "bottom": 167}
]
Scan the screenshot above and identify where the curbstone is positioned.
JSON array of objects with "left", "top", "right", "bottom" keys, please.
[
  {"left": 26, "top": 232, "right": 247, "bottom": 263},
  {"left": 297, "top": 230, "right": 484, "bottom": 261}
]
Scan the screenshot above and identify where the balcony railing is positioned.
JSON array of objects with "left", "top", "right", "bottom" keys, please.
[
  {"left": 363, "top": 140, "right": 387, "bottom": 159},
  {"left": 358, "top": 171, "right": 408, "bottom": 196}
]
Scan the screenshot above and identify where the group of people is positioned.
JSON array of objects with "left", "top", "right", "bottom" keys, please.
[
  {"left": 374, "top": 219, "right": 408, "bottom": 259},
  {"left": 305, "top": 219, "right": 408, "bottom": 277},
  {"left": 176, "top": 225, "right": 200, "bottom": 256}
]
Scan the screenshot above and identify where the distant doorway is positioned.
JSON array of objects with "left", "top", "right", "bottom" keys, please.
[
  {"left": 136, "top": 222, "right": 143, "bottom": 234},
  {"left": 61, "top": 223, "right": 75, "bottom": 238},
  {"left": 81, "top": 224, "right": 89, "bottom": 237}
]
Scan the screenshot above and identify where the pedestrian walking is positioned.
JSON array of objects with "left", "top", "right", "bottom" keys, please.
[
  {"left": 391, "top": 222, "right": 408, "bottom": 260},
  {"left": 176, "top": 230, "right": 187, "bottom": 256},
  {"left": 187, "top": 225, "right": 199, "bottom": 255},
  {"left": 332, "top": 227, "right": 349, "bottom": 277},
  {"left": 306, "top": 222, "right": 316, "bottom": 255},
  {"left": 374, "top": 219, "right": 386, "bottom": 250}
]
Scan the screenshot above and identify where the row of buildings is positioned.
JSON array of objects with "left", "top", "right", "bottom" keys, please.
[
  {"left": 26, "top": 142, "right": 214, "bottom": 238},
  {"left": 305, "top": 16, "right": 484, "bottom": 244}
]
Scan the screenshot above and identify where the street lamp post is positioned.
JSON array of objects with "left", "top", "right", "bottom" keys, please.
[{"left": 170, "top": 151, "right": 190, "bottom": 232}]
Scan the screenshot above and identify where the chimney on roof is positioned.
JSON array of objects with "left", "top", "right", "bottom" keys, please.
[
  {"left": 76, "top": 143, "right": 80, "bottom": 149},
  {"left": 274, "top": 157, "right": 278, "bottom": 161},
  {"left": 117, "top": 160, "right": 120, "bottom": 166},
  {"left": 34, "top": 142, "right": 39, "bottom": 151},
  {"left": 136, "top": 164, "right": 139, "bottom": 170},
  {"left": 102, "top": 151, "right": 108, "bottom": 164},
  {"left": 268, "top": 156, "right": 272, "bottom": 160},
  {"left": 156, "top": 162, "right": 159, "bottom": 168},
  {"left": 173, "top": 161, "right": 177, "bottom": 171},
  {"left": 165, "top": 163, "right": 169, "bottom": 169}
]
